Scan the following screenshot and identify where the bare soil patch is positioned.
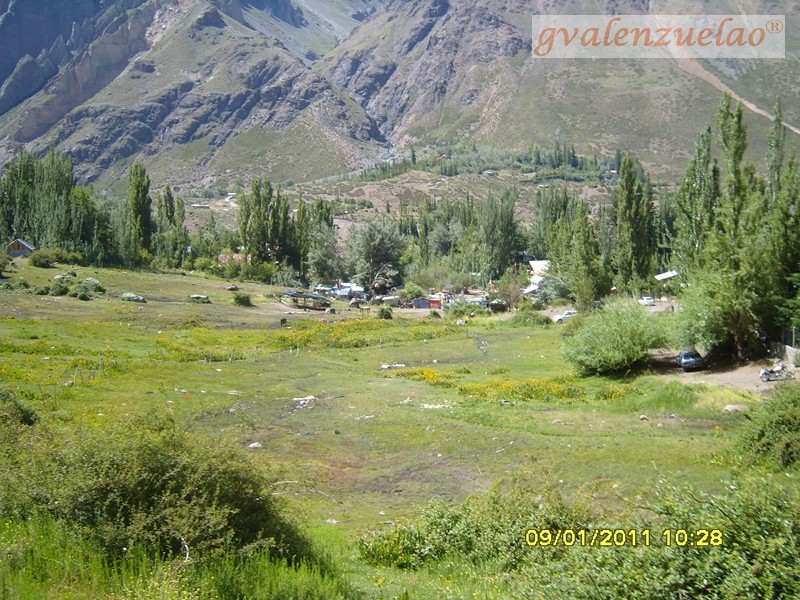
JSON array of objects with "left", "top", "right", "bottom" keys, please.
[{"left": 651, "top": 349, "right": 794, "bottom": 393}]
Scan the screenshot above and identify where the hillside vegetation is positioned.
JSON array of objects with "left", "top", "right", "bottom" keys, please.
[{"left": 0, "top": 0, "right": 798, "bottom": 189}]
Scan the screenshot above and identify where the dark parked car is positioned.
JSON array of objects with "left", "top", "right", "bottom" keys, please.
[{"left": 677, "top": 349, "right": 706, "bottom": 371}]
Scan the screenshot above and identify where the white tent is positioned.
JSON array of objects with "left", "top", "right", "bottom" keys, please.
[{"left": 528, "top": 260, "right": 550, "bottom": 275}]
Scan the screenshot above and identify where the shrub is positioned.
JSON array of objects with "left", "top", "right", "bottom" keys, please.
[
  {"left": 528, "top": 298, "right": 546, "bottom": 310},
  {"left": 429, "top": 310, "right": 441, "bottom": 319},
  {"left": 244, "top": 262, "right": 278, "bottom": 284},
  {"left": 737, "top": 382, "right": 800, "bottom": 468},
  {"left": 396, "top": 283, "right": 425, "bottom": 301},
  {"left": 376, "top": 306, "right": 393, "bottom": 319},
  {"left": 48, "top": 282, "right": 69, "bottom": 296},
  {"left": 29, "top": 250, "right": 58, "bottom": 268},
  {"left": 537, "top": 276, "right": 571, "bottom": 305},
  {"left": 510, "top": 304, "right": 552, "bottom": 327},
  {"left": 270, "top": 267, "right": 303, "bottom": 288},
  {"left": 233, "top": 292, "right": 253, "bottom": 307},
  {"left": 193, "top": 257, "right": 213, "bottom": 272},
  {"left": 359, "top": 477, "right": 590, "bottom": 571},
  {"left": 28, "top": 248, "right": 84, "bottom": 268},
  {"left": 520, "top": 479, "right": 800, "bottom": 599},
  {"left": 358, "top": 519, "right": 429, "bottom": 569},
  {"left": 2, "top": 413, "right": 312, "bottom": 562},
  {"left": 69, "top": 283, "right": 95, "bottom": 300},
  {"left": 561, "top": 298, "right": 667, "bottom": 376},
  {"left": 0, "top": 387, "right": 39, "bottom": 426},
  {"left": 447, "top": 303, "right": 490, "bottom": 319},
  {"left": 81, "top": 278, "right": 105, "bottom": 293}
]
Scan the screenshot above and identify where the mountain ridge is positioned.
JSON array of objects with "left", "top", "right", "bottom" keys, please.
[{"left": 0, "top": 0, "right": 797, "bottom": 191}]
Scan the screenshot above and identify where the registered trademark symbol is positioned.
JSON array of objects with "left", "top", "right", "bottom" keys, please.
[{"left": 766, "top": 19, "right": 784, "bottom": 34}]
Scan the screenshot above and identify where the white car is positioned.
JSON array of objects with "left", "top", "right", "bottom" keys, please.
[
  {"left": 554, "top": 309, "right": 577, "bottom": 323},
  {"left": 638, "top": 296, "right": 655, "bottom": 306}
]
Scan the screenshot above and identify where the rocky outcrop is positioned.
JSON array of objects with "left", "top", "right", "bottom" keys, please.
[
  {"left": 41, "top": 29, "right": 386, "bottom": 182},
  {"left": 0, "top": 0, "right": 393, "bottom": 185},
  {"left": 0, "top": 0, "right": 97, "bottom": 84},
  {"left": 211, "top": 0, "right": 306, "bottom": 28},
  {"left": 319, "top": 0, "right": 529, "bottom": 141},
  {"left": 0, "top": 0, "right": 152, "bottom": 117},
  {"left": 13, "top": 1, "right": 157, "bottom": 142}
]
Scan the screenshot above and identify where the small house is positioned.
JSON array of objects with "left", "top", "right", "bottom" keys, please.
[
  {"left": 7, "top": 239, "right": 35, "bottom": 257},
  {"left": 413, "top": 297, "right": 430, "bottom": 309}
]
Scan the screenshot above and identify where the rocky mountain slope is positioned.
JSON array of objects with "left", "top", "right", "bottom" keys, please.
[{"left": 0, "top": 0, "right": 797, "bottom": 191}]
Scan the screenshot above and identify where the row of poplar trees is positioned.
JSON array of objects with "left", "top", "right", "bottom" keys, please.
[
  {"left": 538, "top": 94, "right": 799, "bottom": 357},
  {"left": 0, "top": 154, "right": 189, "bottom": 268}
]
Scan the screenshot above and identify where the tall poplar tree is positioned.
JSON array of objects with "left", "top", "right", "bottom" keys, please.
[
  {"left": 127, "top": 162, "right": 153, "bottom": 260},
  {"left": 672, "top": 126, "right": 720, "bottom": 274},
  {"left": 238, "top": 178, "right": 273, "bottom": 264},
  {"left": 612, "top": 153, "right": 654, "bottom": 293}
]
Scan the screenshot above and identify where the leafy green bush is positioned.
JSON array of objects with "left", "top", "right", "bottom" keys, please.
[
  {"left": 396, "top": 283, "right": 425, "bottom": 301},
  {"left": 358, "top": 519, "right": 430, "bottom": 569},
  {"left": 561, "top": 298, "right": 667, "bottom": 375},
  {"left": 376, "top": 306, "right": 393, "bottom": 319},
  {"left": 1, "top": 413, "right": 312, "bottom": 562},
  {"left": 233, "top": 292, "right": 253, "bottom": 307},
  {"left": 509, "top": 304, "right": 552, "bottom": 327},
  {"left": 737, "top": 382, "right": 800, "bottom": 468},
  {"left": 537, "top": 276, "right": 571, "bottom": 305},
  {"left": 80, "top": 278, "right": 105, "bottom": 293},
  {"left": 48, "top": 281, "right": 69, "bottom": 296},
  {"left": 68, "top": 282, "right": 96, "bottom": 300},
  {"left": 270, "top": 267, "right": 303, "bottom": 288},
  {"left": 447, "top": 303, "right": 490, "bottom": 319},
  {"left": 359, "top": 477, "right": 589, "bottom": 571},
  {"left": 28, "top": 249, "right": 84, "bottom": 268},
  {"left": 193, "top": 257, "right": 213, "bottom": 272},
  {"left": 519, "top": 479, "right": 800, "bottom": 599}
]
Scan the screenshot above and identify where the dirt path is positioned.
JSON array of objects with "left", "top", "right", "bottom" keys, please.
[
  {"left": 675, "top": 57, "right": 800, "bottom": 136},
  {"left": 653, "top": 349, "right": 794, "bottom": 393}
]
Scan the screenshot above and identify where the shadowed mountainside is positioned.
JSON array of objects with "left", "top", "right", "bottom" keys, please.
[{"left": 0, "top": 0, "right": 797, "bottom": 190}]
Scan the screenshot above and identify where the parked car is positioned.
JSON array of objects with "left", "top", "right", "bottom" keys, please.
[
  {"left": 638, "top": 296, "right": 656, "bottom": 306},
  {"left": 677, "top": 349, "right": 706, "bottom": 371},
  {"left": 554, "top": 309, "right": 577, "bottom": 324}
]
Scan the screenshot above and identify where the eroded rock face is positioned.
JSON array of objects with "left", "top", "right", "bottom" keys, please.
[
  {"left": 319, "top": 0, "right": 529, "bottom": 142},
  {"left": 0, "top": 0, "right": 387, "bottom": 184},
  {"left": 0, "top": 0, "right": 152, "bottom": 118},
  {"left": 0, "top": 0, "right": 96, "bottom": 84},
  {"left": 12, "top": 2, "right": 156, "bottom": 143}
]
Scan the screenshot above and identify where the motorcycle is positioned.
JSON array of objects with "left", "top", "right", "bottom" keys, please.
[{"left": 760, "top": 362, "right": 796, "bottom": 382}]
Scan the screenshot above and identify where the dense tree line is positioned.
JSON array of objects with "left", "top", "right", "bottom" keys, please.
[
  {"left": 2, "top": 93, "right": 797, "bottom": 358},
  {"left": 0, "top": 150, "right": 108, "bottom": 264},
  {"left": 673, "top": 97, "right": 800, "bottom": 357}
]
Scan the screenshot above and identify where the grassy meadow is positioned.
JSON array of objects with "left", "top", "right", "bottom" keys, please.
[{"left": 0, "top": 257, "right": 794, "bottom": 599}]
